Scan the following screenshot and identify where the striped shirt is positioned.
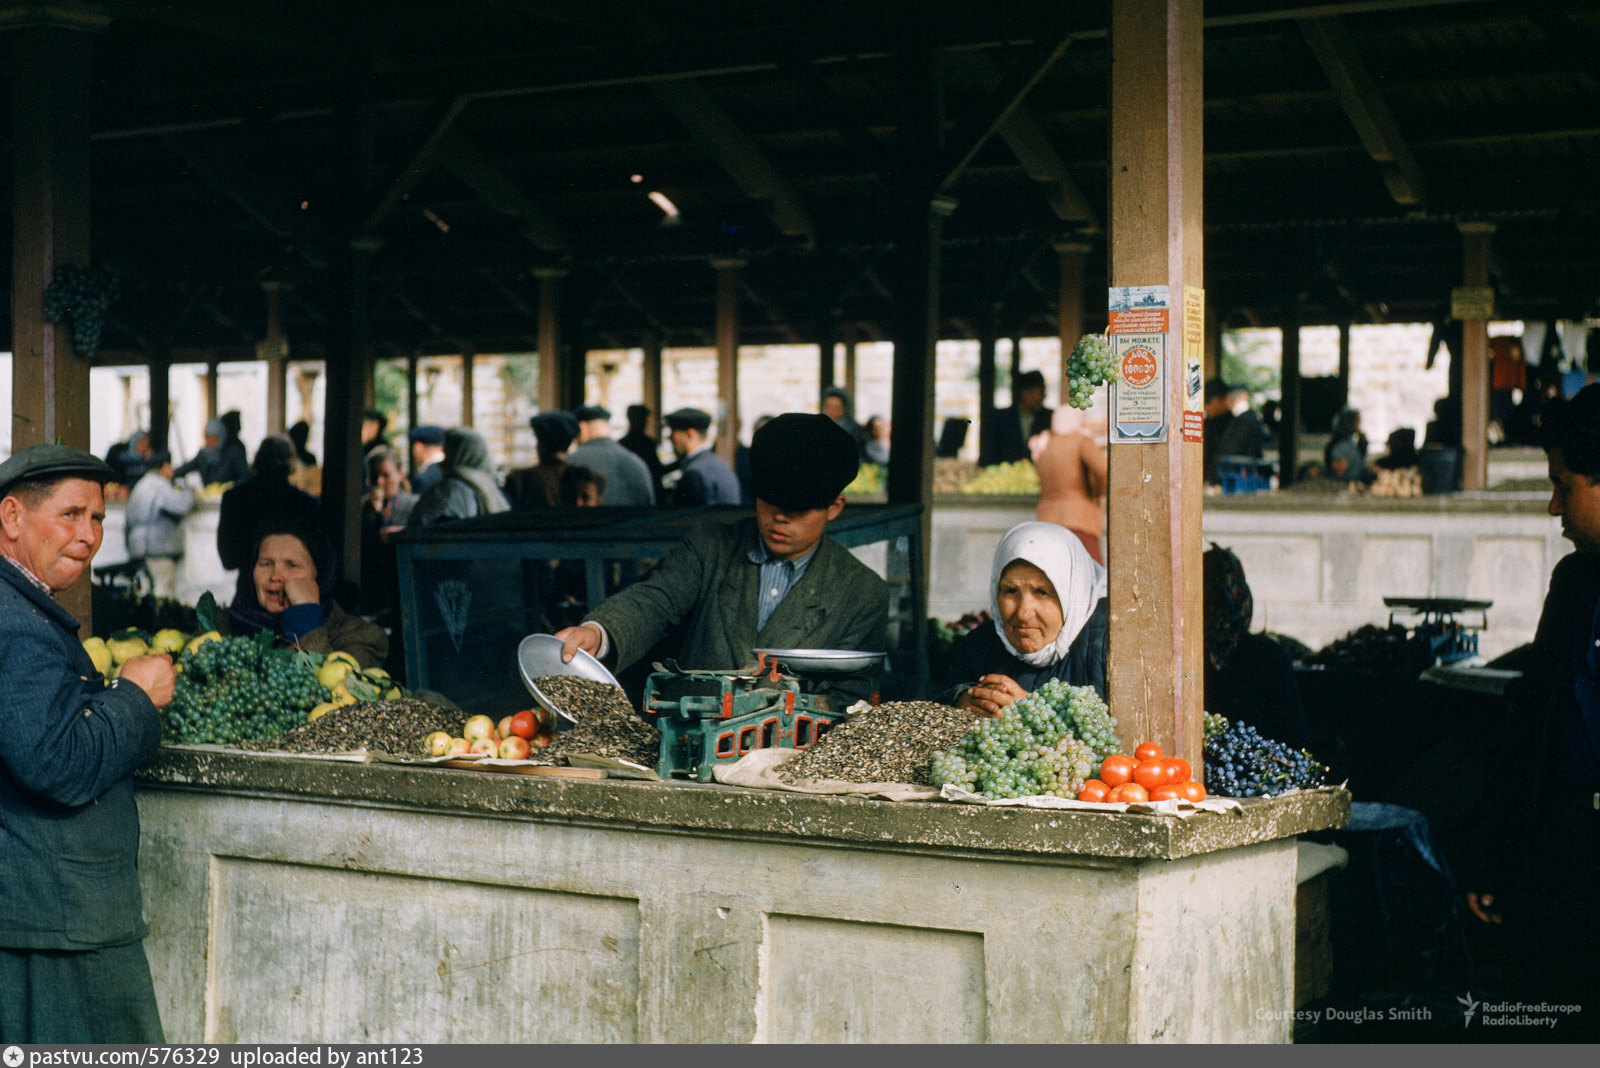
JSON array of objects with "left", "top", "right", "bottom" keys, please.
[
  {"left": 747, "top": 541, "right": 818, "bottom": 631},
  {"left": 1, "top": 553, "right": 55, "bottom": 598}
]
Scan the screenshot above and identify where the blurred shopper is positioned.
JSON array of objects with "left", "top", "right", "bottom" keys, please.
[
  {"left": 287, "top": 420, "right": 321, "bottom": 497},
  {"left": 407, "top": 427, "right": 510, "bottom": 527},
  {"left": 1202, "top": 544, "right": 1309, "bottom": 750},
  {"left": 821, "top": 386, "right": 867, "bottom": 457},
  {"left": 175, "top": 419, "right": 232, "bottom": 487},
  {"left": 124, "top": 449, "right": 196, "bottom": 599},
  {"left": 619, "top": 404, "right": 667, "bottom": 502},
  {"left": 665, "top": 407, "right": 741, "bottom": 506},
  {"left": 568, "top": 405, "right": 655, "bottom": 506},
  {"left": 863, "top": 416, "right": 891, "bottom": 466},
  {"left": 217, "top": 435, "right": 322, "bottom": 580},
  {"left": 981, "top": 370, "right": 1052, "bottom": 466},
  {"left": 1325, "top": 407, "right": 1371, "bottom": 483},
  {"left": 505, "top": 411, "right": 580, "bottom": 511},
  {"left": 1034, "top": 408, "right": 1107, "bottom": 563},
  {"left": 359, "top": 445, "right": 415, "bottom": 620},
  {"left": 407, "top": 425, "right": 446, "bottom": 496}
]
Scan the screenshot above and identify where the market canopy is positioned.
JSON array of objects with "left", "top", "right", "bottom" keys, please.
[{"left": 3, "top": 0, "right": 1598, "bottom": 360}]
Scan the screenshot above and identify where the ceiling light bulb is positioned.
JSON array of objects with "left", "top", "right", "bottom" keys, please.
[{"left": 648, "top": 190, "right": 680, "bottom": 221}]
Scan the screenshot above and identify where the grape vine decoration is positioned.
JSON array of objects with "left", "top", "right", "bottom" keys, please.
[
  {"left": 1065, "top": 332, "right": 1116, "bottom": 409},
  {"left": 42, "top": 263, "right": 120, "bottom": 360}
]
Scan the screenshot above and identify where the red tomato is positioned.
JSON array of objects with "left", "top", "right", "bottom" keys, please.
[
  {"left": 1100, "top": 755, "right": 1138, "bottom": 787},
  {"left": 1148, "top": 784, "right": 1183, "bottom": 802},
  {"left": 1078, "top": 780, "right": 1110, "bottom": 803},
  {"left": 1134, "top": 741, "right": 1164, "bottom": 762},
  {"left": 1132, "top": 759, "right": 1169, "bottom": 790},
  {"left": 1167, "top": 757, "right": 1192, "bottom": 784},
  {"left": 1177, "top": 780, "right": 1207, "bottom": 802},
  {"left": 1107, "top": 782, "right": 1149, "bottom": 804}
]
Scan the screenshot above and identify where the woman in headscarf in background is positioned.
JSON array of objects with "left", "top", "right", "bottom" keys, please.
[
  {"left": 406, "top": 426, "right": 511, "bottom": 527},
  {"left": 939, "top": 521, "right": 1108, "bottom": 714},
  {"left": 1203, "top": 543, "right": 1309, "bottom": 748},
  {"left": 220, "top": 520, "right": 388, "bottom": 669}
]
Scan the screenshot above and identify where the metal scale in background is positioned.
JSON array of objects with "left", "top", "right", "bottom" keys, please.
[{"left": 1382, "top": 597, "right": 1492, "bottom": 666}]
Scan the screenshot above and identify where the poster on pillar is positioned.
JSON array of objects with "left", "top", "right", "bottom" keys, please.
[
  {"left": 1108, "top": 286, "right": 1170, "bottom": 443},
  {"left": 1181, "top": 286, "right": 1205, "bottom": 444}
]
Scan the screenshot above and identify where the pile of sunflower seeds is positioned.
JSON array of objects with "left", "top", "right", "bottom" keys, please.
[
  {"left": 243, "top": 698, "right": 460, "bottom": 756},
  {"left": 536, "top": 677, "right": 660, "bottom": 767},
  {"left": 778, "top": 701, "right": 974, "bottom": 786}
]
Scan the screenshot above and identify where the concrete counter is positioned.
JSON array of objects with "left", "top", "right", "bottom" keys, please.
[{"left": 134, "top": 748, "right": 1348, "bottom": 1043}]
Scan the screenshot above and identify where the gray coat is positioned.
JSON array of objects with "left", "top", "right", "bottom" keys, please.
[
  {"left": 672, "top": 448, "right": 742, "bottom": 507},
  {"left": 569, "top": 438, "right": 656, "bottom": 506},
  {"left": 587, "top": 518, "right": 888, "bottom": 703},
  {"left": 125, "top": 470, "right": 196, "bottom": 559}
]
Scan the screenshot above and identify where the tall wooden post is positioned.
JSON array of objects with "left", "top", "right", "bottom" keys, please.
[
  {"left": 1459, "top": 222, "right": 1494, "bottom": 491},
  {"left": 1279, "top": 314, "right": 1302, "bottom": 486},
  {"left": 1337, "top": 319, "right": 1352, "bottom": 394},
  {"left": 150, "top": 351, "right": 171, "bottom": 453},
  {"left": 405, "top": 349, "right": 420, "bottom": 454},
  {"left": 204, "top": 360, "right": 219, "bottom": 423},
  {"left": 1204, "top": 309, "right": 1222, "bottom": 381},
  {"left": 535, "top": 267, "right": 565, "bottom": 413},
  {"left": 1056, "top": 241, "right": 1089, "bottom": 408},
  {"left": 977, "top": 310, "right": 999, "bottom": 465},
  {"left": 263, "top": 279, "right": 288, "bottom": 433},
  {"left": 712, "top": 258, "right": 744, "bottom": 465},
  {"left": 8, "top": 13, "right": 104, "bottom": 629},
  {"left": 460, "top": 347, "right": 475, "bottom": 428},
  {"left": 641, "top": 329, "right": 663, "bottom": 430},
  {"left": 1105, "top": 0, "right": 1205, "bottom": 766},
  {"left": 844, "top": 331, "right": 859, "bottom": 402},
  {"left": 818, "top": 314, "right": 838, "bottom": 393}
]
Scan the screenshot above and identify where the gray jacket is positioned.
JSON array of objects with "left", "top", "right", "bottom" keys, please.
[
  {"left": 125, "top": 470, "right": 196, "bottom": 559},
  {"left": 569, "top": 438, "right": 656, "bottom": 506}
]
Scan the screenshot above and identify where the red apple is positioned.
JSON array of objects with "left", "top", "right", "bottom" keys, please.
[
  {"left": 509, "top": 710, "right": 537, "bottom": 740},
  {"left": 468, "top": 737, "right": 499, "bottom": 757},
  {"left": 462, "top": 715, "right": 496, "bottom": 741},
  {"left": 498, "top": 715, "right": 516, "bottom": 739},
  {"left": 445, "top": 737, "right": 471, "bottom": 756},
  {"left": 498, "top": 736, "right": 531, "bottom": 760},
  {"left": 529, "top": 734, "right": 550, "bottom": 748}
]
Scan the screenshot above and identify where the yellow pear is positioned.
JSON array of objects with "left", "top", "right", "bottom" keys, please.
[
  {"left": 81, "top": 637, "right": 113, "bottom": 677},
  {"left": 106, "top": 634, "right": 149, "bottom": 666},
  {"left": 327, "top": 651, "right": 360, "bottom": 669},
  {"left": 150, "top": 628, "right": 187, "bottom": 655},
  {"left": 330, "top": 682, "right": 357, "bottom": 706},
  {"left": 307, "top": 701, "right": 340, "bottom": 722},
  {"left": 317, "top": 660, "right": 352, "bottom": 690},
  {"left": 185, "top": 631, "right": 221, "bottom": 655}
]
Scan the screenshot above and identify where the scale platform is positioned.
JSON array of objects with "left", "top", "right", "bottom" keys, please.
[{"left": 1382, "top": 597, "right": 1492, "bottom": 665}]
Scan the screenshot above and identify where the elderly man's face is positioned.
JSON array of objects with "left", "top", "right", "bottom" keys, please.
[{"left": 1, "top": 478, "right": 106, "bottom": 591}]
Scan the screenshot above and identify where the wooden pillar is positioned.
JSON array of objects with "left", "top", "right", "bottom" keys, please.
[
  {"left": 712, "top": 258, "right": 744, "bottom": 465},
  {"left": 641, "top": 329, "right": 663, "bottom": 430},
  {"left": 460, "top": 347, "right": 475, "bottom": 428},
  {"left": 1056, "top": 241, "right": 1089, "bottom": 408},
  {"left": 150, "top": 351, "right": 171, "bottom": 453},
  {"left": 1337, "top": 319, "right": 1352, "bottom": 393},
  {"left": 977, "top": 311, "right": 999, "bottom": 465},
  {"left": 844, "top": 331, "right": 859, "bottom": 401},
  {"left": 1278, "top": 315, "right": 1302, "bottom": 486},
  {"left": 817, "top": 314, "right": 838, "bottom": 393},
  {"left": 204, "top": 359, "right": 219, "bottom": 423},
  {"left": 263, "top": 280, "right": 289, "bottom": 433},
  {"left": 405, "top": 349, "right": 420, "bottom": 450},
  {"left": 1009, "top": 333, "right": 1024, "bottom": 388},
  {"left": 1204, "top": 309, "right": 1222, "bottom": 381},
  {"left": 535, "top": 267, "right": 565, "bottom": 413},
  {"left": 1105, "top": 0, "right": 1205, "bottom": 767},
  {"left": 1459, "top": 222, "right": 1495, "bottom": 491}
]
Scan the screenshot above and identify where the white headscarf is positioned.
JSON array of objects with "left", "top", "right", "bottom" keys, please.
[{"left": 989, "top": 521, "right": 1108, "bottom": 667}]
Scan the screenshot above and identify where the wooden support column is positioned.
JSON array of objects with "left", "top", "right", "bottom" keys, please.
[
  {"left": 405, "top": 349, "right": 420, "bottom": 450},
  {"left": 1105, "top": 0, "right": 1205, "bottom": 767},
  {"left": 150, "top": 351, "right": 171, "bottom": 453},
  {"left": 204, "top": 360, "right": 219, "bottom": 423},
  {"left": 1337, "top": 319, "right": 1352, "bottom": 392},
  {"left": 460, "top": 347, "right": 475, "bottom": 428},
  {"left": 817, "top": 314, "right": 838, "bottom": 393},
  {"left": 1278, "top": 314, "right": 1302, "bottom": 486},
  {"left": 641, "top": 329, "right": 663, "bottom": 429},
  {"left": 535, "top": 267, "right": 565, "bottom": 413},
  {"left": 1009, "top": 333, "right": 1024, "bottom": 387},
  {"left": 844, "top": 331, "right": 859, "bottom": 401},
  {"left": 1204, "top": 309, "right": 1222, "bottom": 381},
  {"left": 263, "top": 280, "right": 289, "bottom": 433},
  {"left": 977, "top": 311, "right": 999, "bottom": 465},
  {"left": 1056, "top": 241, "right": 1089, "bottom": 407},
  {"left": 712, "top": 258, "right": 744, "bottom": 465},
  {"left": 1459, "top": 222, "right": 1495, "bottom": 491}
]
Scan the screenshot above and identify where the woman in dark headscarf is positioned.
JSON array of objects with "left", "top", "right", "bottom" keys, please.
[
  {"left": 220, "top": 520, "right": 388, "bottom": 669},
  {"left": 216, "top": 434, "right": 321, "bottom": 572},
  {"left": 1203, "top": 543, "right": 1310, "bottom": 748},
  {"left": 406, "top": 427, "right": 510, "bottom": 527},
  {"left": 503, "top": 411, "right": 580, "bottom": 510}
]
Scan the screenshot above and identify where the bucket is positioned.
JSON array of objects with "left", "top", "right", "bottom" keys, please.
[{"left": 1416, "top": 446, "right": 1461, "bottom": 494}]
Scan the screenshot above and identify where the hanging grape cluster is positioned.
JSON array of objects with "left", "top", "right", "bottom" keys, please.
[
  {"left": 162, "top": 634, "right": 330, "bottom": 745},
  {"left": 1065, "top": 332, "right": 1116, "bottom": 409},
  {"left": 41, "top": 263, "right": 120, "bottom": 360},
  {"left": 1202, "top": 712, "right": 1329, "bottom": 798},
  {"left": 930, "top": 680, "right": 1119, "bottom": 799}
]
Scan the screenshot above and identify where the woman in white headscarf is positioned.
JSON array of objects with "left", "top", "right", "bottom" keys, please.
[{"left": 939, "top": 521, "right": 1108, "bottom": 715}]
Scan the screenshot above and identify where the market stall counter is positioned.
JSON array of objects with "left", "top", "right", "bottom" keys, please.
[{"left": 133, "top": 748, "right": 1348, "bottom": 1044}]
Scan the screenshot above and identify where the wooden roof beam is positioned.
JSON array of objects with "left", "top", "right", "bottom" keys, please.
[
  {"left": 1298, "top": 16, "right": 1427, "bottom": 206},
  {"left": 648, "top": 78, "right": 816, "bottom": 247},
  {"left": 438, "top": 128, "right": 571, "bottom": 254},
  {"left": 160, "top": 132, "right": 325, "bottom": 268}
]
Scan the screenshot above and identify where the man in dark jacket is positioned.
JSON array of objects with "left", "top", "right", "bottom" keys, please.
[
  {"left": 665, "top": 407, "right": 741, "bottom": 506},
  {"left": 555, "top": 413, "right": 888, "bottom": 705},
  {"left": 619, "top": 404, "right": 667, "bottom": 502},
  {"left": 980, "top": 370, "right": 1053, "bottom": 466},
  {"left": 0, "top": 444, "right": 178, "bottom": 1042}
]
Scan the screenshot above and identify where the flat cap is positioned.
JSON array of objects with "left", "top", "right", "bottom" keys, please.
[
  {"left": 750, "top": 412, "right": 859, "bottom": 512},
  {"left": 664, "top": 407, "right": 713, "bottom": 433},
  {"left": 0, "top": 444, "right": 115, "bottom": 499},
  {"left": 574, "top": 404, "right": 612, "bottom": 422},
  {"left": 408, "top": 424, "right": 445, "bottom": 446},
  {"left": 529, "top": 411, "right": 581, "bottom": 452}
]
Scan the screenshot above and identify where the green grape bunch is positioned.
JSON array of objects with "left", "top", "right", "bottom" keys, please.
[
  {"left": 160, "top": 633, "right": 331, "bottom": 746},
  {"left": 1065, "top": 332, "right": 1116, "bottom": 409},
  {"left": 930, "top": 681, "right": 1116, "bottom": 800},
  {"left": 41, "top": 263, "right": 120, "bottom": 360}
]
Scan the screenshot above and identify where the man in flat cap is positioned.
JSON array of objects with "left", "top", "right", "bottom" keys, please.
[
  {"left": 0, "top": 444, "right": 178, "bottom": 1042},
  {"left": 568, "top": 404, "right": 656, "bottom": 506},
  {"left": 556, "top": 413, "right": 887, "bottom": 704},
  {"left": 408, "top": 425, "right": 447, "bottom": 496},
  {"left": 665, "top": 407, "right": 741, "bottom": 507}
]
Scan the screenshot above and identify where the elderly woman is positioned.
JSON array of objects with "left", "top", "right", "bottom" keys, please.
[
  {"left": 939, "top": 521, "right": 1108, "bottom": 715},
  {"left": 221, "top": 521, "right": 388, "bottom": 669},
  {"left": 1203, "top": 544, "right": 1309, "bottom": 749},
  {"left": 406, "top": 426, "right": 510, "bottom": 527}
]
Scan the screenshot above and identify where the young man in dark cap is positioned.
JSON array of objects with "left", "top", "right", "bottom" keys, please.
[
  {"left": 556, "top": 412, "right": 887, "bottom": 704},
  {"left": 0, "top": 444, "right": 178, "bottom": 1042},
  {"left": 665, "top": 407, "right": 741, "bottom": 507},
  {"left": 569, "top": 404, "right": 656, "bottom": 506},
  {"left": 407, "top": 424, "right": 447, "bottom": 496}
]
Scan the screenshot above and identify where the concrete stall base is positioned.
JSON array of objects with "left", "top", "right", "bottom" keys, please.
[{"left": 134, "top": 750, "right": 1348, "bottom": 1044}]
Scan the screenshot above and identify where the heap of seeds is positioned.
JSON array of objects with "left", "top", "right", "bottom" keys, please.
[
  {"left": 778, "top": 701, "right": 974, "bottom": 786},
  {"left": 241, "top": 698, "right": 459, "bottom": 756},
  {"left": 536, "top": 677, "right": 660, "bottom": 767}
]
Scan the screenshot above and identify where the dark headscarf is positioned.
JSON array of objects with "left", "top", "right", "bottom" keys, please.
[
  {"left": 227, "top": 519, "right": 338, "bottom": 636},
  {"left": 442, "top": 427, "right": 510, "bottom": 515},
  {"left": 1203, "top": 543, "right": 1254, "bottom": 672}
]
